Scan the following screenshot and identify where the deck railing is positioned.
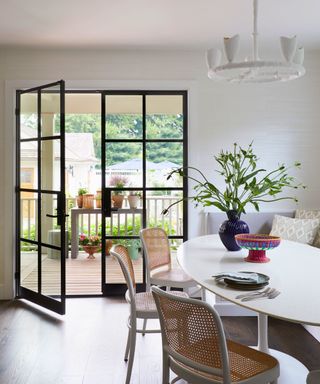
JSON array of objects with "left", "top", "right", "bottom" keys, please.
[{"left": 20, "top": 195, "right": 183, "bottom": 243}]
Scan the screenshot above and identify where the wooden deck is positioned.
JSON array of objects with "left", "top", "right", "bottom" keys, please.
[{"left": 21, "top": 252, "right": 143, "bottom": 295}]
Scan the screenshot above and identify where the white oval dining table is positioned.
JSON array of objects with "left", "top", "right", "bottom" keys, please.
[{"left": 177, "top": 234, "right": 320, "bottom": 384}]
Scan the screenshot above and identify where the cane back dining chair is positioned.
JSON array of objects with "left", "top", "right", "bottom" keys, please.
[
  {"left": 140, "top": 227, "right": 203, "bottom": 335},
  {"left": 140, "top": 227, "right": 199, "bottom": 292},
  {"left": 110, "top": 244, "right": 188, "bottom": 384},
  {"left": 151, "top": 286, "right": 280, "bottom": 384}
]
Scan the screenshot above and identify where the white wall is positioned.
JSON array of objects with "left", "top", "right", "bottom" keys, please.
[{"left": 1, "top": 47, "right": 320, "bottom": 298}]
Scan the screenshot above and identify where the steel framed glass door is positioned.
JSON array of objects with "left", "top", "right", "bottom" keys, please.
[
  {"left": 101, "top": 91, "right": 188, "bottom": 295},
  {"left": 16, "top": 80, "right": 66, "bottom": 314}
]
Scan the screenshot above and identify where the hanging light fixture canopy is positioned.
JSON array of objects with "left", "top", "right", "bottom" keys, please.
[{"left": 206, "top": 0, "right": 305, "bottom": 83}]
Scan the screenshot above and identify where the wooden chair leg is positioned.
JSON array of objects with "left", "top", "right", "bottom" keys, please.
[{"left": 142, "top": 319, "right": 147, "bottom": 336}]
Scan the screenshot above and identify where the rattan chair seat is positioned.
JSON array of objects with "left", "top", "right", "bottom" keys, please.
[
  {"left": 171, "top": 340, "right": 278, "bottom": 383},
  {"left": 140, "top": 227, "right": 199, "bottom": 292},
  {"left": 151, "top": 266, "right": 195, "bottom": 288},
  {"left": 227, "top": 340, "right": 278, "bottom": 381},
  {"left": 125, "top": 290, "right": 189, "bottom": 318},
  {"left": 134, "top": 292, "right": 158, "bottom": 316}
]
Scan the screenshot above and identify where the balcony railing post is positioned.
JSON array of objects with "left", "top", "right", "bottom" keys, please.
[{"left": 20, "top": 195, "right": 182, "bottom": 249}]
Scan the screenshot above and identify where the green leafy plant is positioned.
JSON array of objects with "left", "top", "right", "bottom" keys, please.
[
  {"left": 78, "top": 187, "right": 88, "bottom": 196},
  {"left": 117, "top": 239, "right": 141, "bottom": 248},
  {"left": 109, "top": 175, "right": 128, "bottom": 195},
  {"left": 163, "top": 142, "right": 306, "bottom": 216},
  {"left": 114, "top": 239, "right": 141, "bottom": 260},
  {"left": 95, "top": 190, "right": 102, "bottom": 201},
  {"left": 129, "top": 191, "right": 142, "bottom": 197},
  {"left": 20, "top": 201, "right": 180, "bottom": 251}
]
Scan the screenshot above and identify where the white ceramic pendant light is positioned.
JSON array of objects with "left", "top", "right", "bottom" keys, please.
[{"left": 206, "top": 0, "right": 305, "bottom": 83}]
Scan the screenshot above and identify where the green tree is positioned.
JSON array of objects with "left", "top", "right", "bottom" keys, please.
[{"left": 56, "top": 113, "right": 184, "bottom": 166}]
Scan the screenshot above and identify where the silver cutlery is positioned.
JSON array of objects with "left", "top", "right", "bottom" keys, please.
[
  {"left": 241, "top": 288, "right": 280, "bottom": 302},
  {"left": 235, "top": 287, "right": 271, "bottom": 300},
  {"left": 240, "top": 288, "right": 275, "bottom": 301},
  {"left": 267, "top": 289, "right": 281, "bottom": 300}
]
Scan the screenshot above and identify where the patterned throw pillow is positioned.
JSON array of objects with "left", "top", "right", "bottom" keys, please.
[
  {"left": 295, "top": 209, "right": 320, "bottom": 219},
  {"left": 295, "top": 210, "right": 320, "bottom": 248},
  {"left": 270, "top": 214, "right": 320, "bottom": 245}
]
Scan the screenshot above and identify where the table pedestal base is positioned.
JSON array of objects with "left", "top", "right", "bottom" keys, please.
[
  {"left": 256, "top": 314, "right": 309, "bottom": 383},
  {"left": 269, "top": 349, "right": 309, "bottom": 384}
]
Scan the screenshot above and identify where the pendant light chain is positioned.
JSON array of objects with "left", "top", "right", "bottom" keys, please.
[{"left": 253, "top": 0, "right": 259, "bottom": 61}]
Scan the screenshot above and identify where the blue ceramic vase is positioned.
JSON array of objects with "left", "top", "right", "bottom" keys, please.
[{"left": 219, "top": 210, "right": 250, "bottom": 251}]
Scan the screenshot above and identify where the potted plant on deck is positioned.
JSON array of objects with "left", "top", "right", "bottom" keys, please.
[
  {"left": 95, "top": 190, "right": 102, "bottom": 208},
  {"left": 109, "top": 175, "right": 128, "bottom": 209},
  {"left": 128, "top": 191, "right": 142, "bottom": 209},
  {"left": 122, "top": 239, "right": 141, "bottom": 260},
  {"left": 76, "top": 187, "right": 88, "bottom": 208},
  {"left": 79, "top": 233, "right": 101, "bottom": 259},
  {"left": 162, "top": 142, "right": 305, "bottom": 251}
]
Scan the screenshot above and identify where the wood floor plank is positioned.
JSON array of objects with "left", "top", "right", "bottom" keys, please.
[{"left": 0, "top": 298, "right": 319, "bottom": 384}]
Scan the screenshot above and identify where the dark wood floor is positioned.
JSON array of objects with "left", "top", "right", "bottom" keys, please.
[
  {"left": 222, "top": 317, "right": 320, "bottom": 371},
  {"left": 0, "top": 298, "right": 319, "bottom": 384}
]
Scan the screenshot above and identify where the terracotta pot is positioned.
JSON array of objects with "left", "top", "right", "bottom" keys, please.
[
  {"left": 105, "top": 240, "right": 113, "bottom": 256},
  {"left": 76, "top": 195, "right": 83, "bottom": 208},
  {"left": 83, "top": 245, "right": 100, "bottom": 259},
  {"left": 128, "top": 195, "right": 140, "bottom": 209},
  {"left": 95, "top": 190, "right": 102, "bottom": 209},
  {"left": 83, "top": 194, "right": 94, "bottom": 209},
  {"left": 112, "top": 194, "right": 124, "bottom": 209}
]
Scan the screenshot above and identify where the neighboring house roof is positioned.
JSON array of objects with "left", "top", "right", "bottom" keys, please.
[
  {"left": 108, "top": 158, "right": 153, "bottom": 170},
  {"left": 20, "top": 126, "right": 98, "bottom": 164},
  {"left": 156, "top": 160, "right": 180, "bottom": 169}
]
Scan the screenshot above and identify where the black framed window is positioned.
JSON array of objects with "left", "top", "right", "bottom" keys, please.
[
  {"left": 16, "top": 80, "right": 66, "bottom": 315},
  {"left": 101, "top": 91, "right": 188, "bottom": 295}
]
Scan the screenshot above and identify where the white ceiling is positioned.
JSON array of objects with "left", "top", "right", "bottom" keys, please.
[{"left": 0, "top": 0, "right": 318, "bottom": 50}]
